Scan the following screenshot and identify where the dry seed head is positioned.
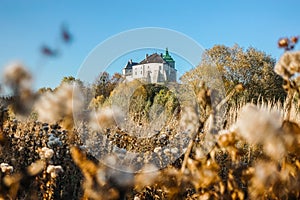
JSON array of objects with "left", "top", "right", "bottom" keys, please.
[
  {"left": 235, "top": 104, "right": 286, "bottom": 160},
  {"left": 38, "top": 147, "right": 54, "bottom": 160},
  {"left": 3, "top": 62, "right": 36, "bottom": 117},
  {"left": 0, "top": 163, "right": 13, "bottom": 174},
  {"left": 154, "top": 147, "right": 162, "bottom": 154},
  {"left": 234, "top": 83, "right": 244, "bottom": 92},
  {"left": 263, "top": 137, "right": 286, "bottom": 160},
  {"left": 46, "top": 165, "right": 64, "bottom": 178},
  {"left": 170, "top": 147, "right": 178, "bottom": 154},
  {"left": 217, "top": 130, "right": 236, "bottom": 147},
  {"left": 27, "top": 160, "right": 45, "bottom": 176},
  {"left": 96, "top": 168, "right": 106, "bottom": 186},
  {"left": 134, "top": 196, "right": 141, "bottom": 200},
  {"left": 194, "top": 163, "right": 220, "bottom": 188},
  {"left": 180, "top": 106, "right": 200, "bottom": 135},
  {"left": 3, "top": 62, "right": 32, "bottom": 90},
  {"left": 3, "top": 173, "right": 22, "bottom": 188},
  {"left": 291, "top": 36, "right": 299, "bottom": 44},
  {"left": 235, "top": 104, "right": 281, "bottom": 144},
  {"left": 278, "top": 38, "right": 289, "bottom": 48},
  {"left": 275, "top": 51, "right": 300, "bottom": 80},
  {"left": 35, "top": 82, "right": 84, "bottom": 124}
]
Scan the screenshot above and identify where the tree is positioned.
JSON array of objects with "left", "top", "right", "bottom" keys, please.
[
  {"left": 59, "top": 76, "right": 84, "bottom": 88},
  {"left": 92, "top": 72, "right": 124, "bottom": 98},
  {"left": 37, "top": 87, "right": 53, "bottom": 94},
  {"left": 181, "top": 44, "right": 286, "bottom": 104}
]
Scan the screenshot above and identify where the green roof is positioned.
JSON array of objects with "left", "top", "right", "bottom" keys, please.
[{"left": 163, "top": 48, "right": 174, "bottom": 63}]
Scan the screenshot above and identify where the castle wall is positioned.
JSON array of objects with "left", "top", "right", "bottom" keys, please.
[{"left": 122, "top": 53, "right": 177, "bottom": 83}]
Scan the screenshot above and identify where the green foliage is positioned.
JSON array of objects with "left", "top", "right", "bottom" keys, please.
[
  {"left": 154, "top": 89, "right": 168, "bottom": 105},
  {"left": 128, "top": 84, "right": 179, "bottom": 123},
  {"left": 29, "top": 111, "right": 38, "bottom": 121}
]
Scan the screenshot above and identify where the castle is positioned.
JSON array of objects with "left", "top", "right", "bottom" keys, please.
[{"left": 122, "top": 48, "right": 177, "bottom": 83}]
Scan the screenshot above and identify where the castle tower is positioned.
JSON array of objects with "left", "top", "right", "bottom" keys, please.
[{"left": 163, "top": 48, "right": 175, "bottom": 68}]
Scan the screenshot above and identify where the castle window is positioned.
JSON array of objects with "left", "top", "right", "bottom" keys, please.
[
  {"left": 135, "top": 72, "right": 137, "bottom": 75},
  {"left": 140, "top": 71, "right": 142, "bottom": 74}
]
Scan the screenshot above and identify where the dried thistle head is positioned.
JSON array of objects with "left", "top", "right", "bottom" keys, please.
[
  {"left": 275, "top": 51, "right": 300, "bottom": 82},
  {"left": 3, "top": 62, "right": 32, "bottom": 91},
  {"left": 35, "top": 82, "right": 84, "bottom": 129},
  {"left": 2, "top": 62, "right": 36, "bottom": 117},
  {"left": 278, "top": 38, "right": 289, "bottom": 49},
  {"left": 235, "top": 104, "right": 286, "bottom": 160},
  {"left": 180, "top": 106, "right": 200, "bottom": 136},
  {"left": 235, "top": 104, "right": 282, "bottom": 141},
  {"left": 46, "top": 165, "right": 63, "bottom": 178},
  {"left": 278, "top": 36, "right": 298, "bottom": 51},
  {"left": 187, "top": 158, "right": 220, "bottom": 190},
  {"left": 217, "top": 130, "right": 237, "bottom": 148},
  {"left": 0, "top": 163, "right": 13, "bottom": 174},
  {"left": 38, "top": 147, "right": 54, "bottom": 160},
  {"left": 196, "top": 81, "right": 211, "bottom": 111},
  {"left": 234, "top": 83, "right": 244, "bottom": 92},
  {"left": 26, "top": 160, "right": 45, "bottom": 176},
  {"left": 2, "top": 160, "right": 45, "bottom": 199},
  {"left": 291, "top": 36, "right": 299, "bottom": 44}
]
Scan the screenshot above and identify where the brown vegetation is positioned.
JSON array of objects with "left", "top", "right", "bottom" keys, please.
[{"left": 1, "top": 44, "right": 300, "bottom": 199}]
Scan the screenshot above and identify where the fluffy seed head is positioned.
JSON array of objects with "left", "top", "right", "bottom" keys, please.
[
  {"left": 46, "top": 165, "right": 64, "bottom": 178},
  {"left": 0, "top": 163, "right": 13, "bottom": 174},
  {"left": 35, "top": 82, "right": 84, "bottom": 126},
  {"left": 38, "top": 147, "right": 54, "bottom": 160},
  {"left": 3, "top": 62, "right": 32, "bottom": 90},
  {"left": 235, "top": 104, "right": 286, "bottom": 160},
  {"left": 275, "top": 51, "right": 300, "bottom": 80}
]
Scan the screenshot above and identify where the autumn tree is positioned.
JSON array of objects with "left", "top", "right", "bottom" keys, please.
[
  {"left": 181, "top": 44, "right": 285, "bottom": 104},
  {"left": 37, "top": 87, "right": 53, "bottom": 94},
  {"left": 59, "top": 76, "right": 84, "bottom": 88},
  {"left": 92, "top": 72, "right": 124, "bottom": 98}
]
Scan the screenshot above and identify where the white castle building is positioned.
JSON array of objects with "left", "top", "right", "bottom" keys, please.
[{"left": 122, "top": 48, "right": 177, "bottom": 83}]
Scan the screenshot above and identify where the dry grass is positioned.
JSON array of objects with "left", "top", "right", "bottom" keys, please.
[{"left": 1, "top": 52, "right": 300, "bottom": 199}]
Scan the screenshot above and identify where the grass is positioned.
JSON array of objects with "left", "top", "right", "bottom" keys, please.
[{"left": 1, "top": 53, "right": 300, "bottom": 199}]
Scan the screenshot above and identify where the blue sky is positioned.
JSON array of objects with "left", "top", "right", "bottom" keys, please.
[{"left": 1, "top": 0, "right": 300, "bottom": 90}]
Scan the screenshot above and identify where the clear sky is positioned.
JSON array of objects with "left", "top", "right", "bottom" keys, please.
[{"left": 1, "top": 0, "right": 300, "bottom": 90}]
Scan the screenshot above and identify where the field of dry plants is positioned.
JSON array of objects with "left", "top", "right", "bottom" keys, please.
[{"left": 1, "top": 44, "right": 300, "bottom": 200}]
